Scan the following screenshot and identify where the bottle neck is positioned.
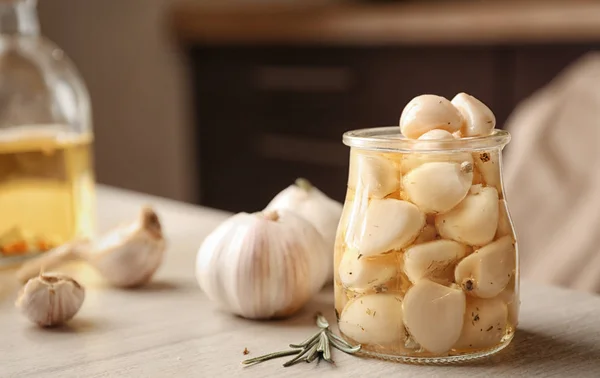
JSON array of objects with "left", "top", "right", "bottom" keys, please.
[{"left": 0, "top": 0, "right": 39, "bottom": 36}]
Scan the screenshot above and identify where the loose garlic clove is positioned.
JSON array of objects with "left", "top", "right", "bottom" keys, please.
[
  {"left": 265, "top": 178, "right": 343, "bottom": 283},
  {"left": 358, "top": 199, "right": 425, "bottom": 257},
  {"left": 349, "top": 152, "right": 399, "bottom": 198},
  {"left": 196, "top": 209, "right": 329, "bottom": 320},
  {"left": 413, "top": 224, "right": 438, "bottom": 245},
  {"left": 402, "top": 161, "right": 473, "bottom": 214},
  {"left": 338, "top": 249, "right": 398, "bottom": 291},
  {"left": 402, "top": 280, "right": 466, "bottom": 354},
  {"left": 399, "top": 95, "right": 464, "bottom": 139},
  {"left": 454, "top": 297, "right": 508, "bottom": 350},
  {"left": 496, "top": 199, "right": 513, "bottom": 238},
  {"left": 451, "top": 93, "right": 496, "bottom": 137},
  {"left": 17, "top": 207, "right": 167, "bottom": 288},
  {"left": 436, "top": 186, "right": 499, "bottom": 246},
  {"left": 454, "top": 235, "right": 516, "bottom": 298},
  {"left": 338, "top": 293, "right": 405, "bottom": 346},
  {"left": 403, "top": 240, "right": 469, "bottom": 284},
  {"left": 15, "top": 273, "right": 85, "bottom": 327},
  {"left": 474, "top": 151, "right": 501, "bottom": 192}
]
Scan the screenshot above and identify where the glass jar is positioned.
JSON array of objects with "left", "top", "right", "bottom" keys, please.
[
  {"left": 0, "top": 0, "right": 95, "bottom": 267},
  {"left": 334, "top": 127, "right": 518, "bottom": 363}
]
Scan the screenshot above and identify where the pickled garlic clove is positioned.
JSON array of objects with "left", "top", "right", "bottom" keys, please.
[
  {"left": 496, "top": 199, "right": 513, "bottom": 238},
  {"left": 402, "top": 161, "right": 473, "bottom": 214},
  {"left": 403, "top": 240, "right": 469, "bottom": 284},
  {"left": 338, "top": 293, "right": 405, "bottom": 346},
  {"left": 451, "top": 93, "right": 496, "bottom": 137},
  {"left": 399, "top": 95, "right": 464, "bottom": 139},
  {"left": 358, "top": 199, "right": 425, "bottom": 257},
  {"left": 402, "top": 280, "right": 466, "bottom": 354},
  {"left": 348, "top": 152, "right": 399, "bottom": 198},
  {"left": 436, "top": 185, "right": 499, "bottom": 246},
  {"left": 338, "top": 249, "right": 398, "bottom": 291},
  {"left": 454, "top": 235, "right": 516, "bottom": 298},
  {"left": 453, "top": 297, "right": 507, "bottom": 350},
  {"left": 413, "top": 224, "right": 438, "bottom": 245},
  {"left": 418, "top": 129, "right": 454, "bottom": 140},
  {"left": 474, "top": 150, "right": 501, "bottom": 192}
]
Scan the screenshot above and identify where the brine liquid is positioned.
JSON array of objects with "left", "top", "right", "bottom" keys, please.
[{"left": 0, "top": 127, "right": 95, "bottom": 260}]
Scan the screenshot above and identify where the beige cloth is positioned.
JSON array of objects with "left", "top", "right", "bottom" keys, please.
[{"left": 503, "top": 52, "right": 600, "bottom": 294}]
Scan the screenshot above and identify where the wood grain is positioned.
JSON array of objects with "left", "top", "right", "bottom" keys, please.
[
  {"left": 1, "top": 185, "right": 600, "bottom": 377},
  {"left": 171, "top": 0, "right": 600, "bottom": 46}
]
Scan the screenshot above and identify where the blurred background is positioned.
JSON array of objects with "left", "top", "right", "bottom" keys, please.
[{"left": 36, "top": 0, "right": 598, "bottom": 210}]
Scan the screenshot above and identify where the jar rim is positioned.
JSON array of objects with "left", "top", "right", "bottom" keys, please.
[{"left": 342, "top": 127, "right": 511, "bottom": 152}]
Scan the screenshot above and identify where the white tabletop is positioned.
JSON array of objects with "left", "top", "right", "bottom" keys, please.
[{"left": 2, "top": 185, "right": 600, "bottom": 377}]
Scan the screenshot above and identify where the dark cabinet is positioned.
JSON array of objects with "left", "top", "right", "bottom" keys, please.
[{"left": 185, "top": 44, "right": 598, "bottom": 212}]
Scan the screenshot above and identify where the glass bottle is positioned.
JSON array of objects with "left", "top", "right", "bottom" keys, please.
[
  {"left": 0, "top": 0, "right": 95, "bottom": 267},
  {"left": 334, "top": 127, "right": 518, "bottom": 363}
]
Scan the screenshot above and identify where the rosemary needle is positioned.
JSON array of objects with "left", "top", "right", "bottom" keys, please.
[{"left": 241, "top": 350, "right": 300, "bottom": 366}]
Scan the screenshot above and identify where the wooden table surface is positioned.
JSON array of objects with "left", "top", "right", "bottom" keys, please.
[{"left": 2, "top": 185, "right": 600, "bottom": 377}]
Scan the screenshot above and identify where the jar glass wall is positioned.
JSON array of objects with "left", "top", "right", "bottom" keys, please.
[{"left": 334, "top": 127, "right": 518, "bottom": 363}]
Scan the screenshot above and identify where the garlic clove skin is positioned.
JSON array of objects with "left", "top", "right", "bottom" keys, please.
[
  {"left": 403, "top": 240, "right": 469, "bottom": 284},
  {"left": 264, "top": 178, "right": 343, "bottom": 283},
  {"left": 402, "top": 280, "right": 466, "bottom": 354},
  {"left": 338, "top": 249, "right": 398, "bottom": 291},
  {"left": 436, "top": 185, "right": 499, "bottom": 246},
  {"left": 16, "top": 207, "right": 167, "bottom": 288},
  {"left": 399, "top": 94, "right": 464, "bottom": 139},
  {"left": 348, "top": 153, "right": 399, "bottom": 198},
  {"left": 454, "top": 297, "right": 508, "bottom": 350},
  {"left": 358, "top": 199, "right": 425, "bottom": 257},
  {"left": 473, "top": 151, "right": 501, "bottom": 192},
  {"left": 451, "top": 93, "right": 496, "bottom": 137},
  {"left": 338, "top": 293, "right": 405, "bottom": 346},
  {"left": 81, "top": 207, "right": 166, "bottom": 288},
  {"left": 454, "top": 235, "right": 516, "bottom": 298},
  {"left": 196, "top": 209, "right": 329, "bottom": 320},
  {"left": 402, "top": 161, "right": 473, "bottom": 214},
  {"left": 15, "top": 273, "right": 85, "bottom": 327}
]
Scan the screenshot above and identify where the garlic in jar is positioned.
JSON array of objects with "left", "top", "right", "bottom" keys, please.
[
  {"left": 451, "top": 93, "right": 496, "bottom": 137},
  {"left": 402, "top": 280, "right": 466, "bottom": 354},
  {"left": 265, "top": 178, "right": 342, "bottom": 283},
  {"left": 16, "top": 273, "right": 85, "bottom": 327},
  {"left": 403, "top": 240, "right": 469, "bottom": 284},
  {"left": 399, "top": 131, "right": 474, "bottom": 175},
  {"left": 17, "top": 207, "right": 166, "bottom": 288},
  {"left": 436, "top": 185, "right": 499, "bottom": 246},
  {"left": 474, "top": 151, "right": 501, "bottom": 191},
  {"left": 399, "top": 94, "right": 464, "bottom": 139},
  {"left": 496, "top": 199, "right": 513, "bottom": 238},
  {"left": 348, "top": 152, "right": 399, "bottom": 198},
  {"left": 402, "top": 161, "right": 473, "bottom": 214},
  {"left": 358, "top": 198, "right": 425, "bottom": 257},
  {"left": 413, "top": 223, "right": 438, "bottom": 245},
  {"left": 454, "top": 297, "right": 508, "bottom": 350},
  {"left": 338, "top": 293, "right": 405, "bottom": 346},
  {"left": 338, "top": 248, "right": 398, "bottom": 292},
  {"left": 454, "top": 235, "right": 516, "bottom": 298},
  {"left": 196, "top": 209, "right": 329, "bottom": 320}
]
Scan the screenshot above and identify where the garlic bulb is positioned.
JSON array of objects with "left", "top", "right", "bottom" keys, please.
[
  {"left": 348, "top": 153, "right": 398, "bottom": 198},
  {"left": 402, "top": 280, "right": 466, "bottom": 354},
  {"left": 451, "top": 93, "right": 496, "bottom": 137},
  {"left": 454, "top": 235, "right": 516, "bottom": 298},
  {"left": 196, "top": 209, "right": 329, "bottom": 320},
  {"left": 338, "top": 249, "right": 398, "bottom": 291},
  {"left": 358, "top": 198, "right": 425, "bottom": 257},
  {"left": 453, "top": 297, "right": 507, "bottom": 350},
  {"left": 399, "top": 94, "right": 464, "bottom": 139},
  {"left": 403, "top": 240, "right": 469, "bottom": 284},
  {"left": 402, "top": 161, "right": 473, "bottom": 214},
  {"left": 436, "top": 185, "right": 499, "bottom": 246},
  {"left": 15, "top": 273, "right": 85, "bottom": 327},
  {"left": 265, "top": 178, "right": 342, "bottom": 283},
  {"left": 17, "top": 207, "right": 166, "bottom": 288},
  {"left": 338, "top": 293, "right": 405, "bottom": 346}
]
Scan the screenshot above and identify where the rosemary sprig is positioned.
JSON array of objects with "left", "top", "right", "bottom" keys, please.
[{"left": 241, "top": 312, "right": 361, "bottom": 367}]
